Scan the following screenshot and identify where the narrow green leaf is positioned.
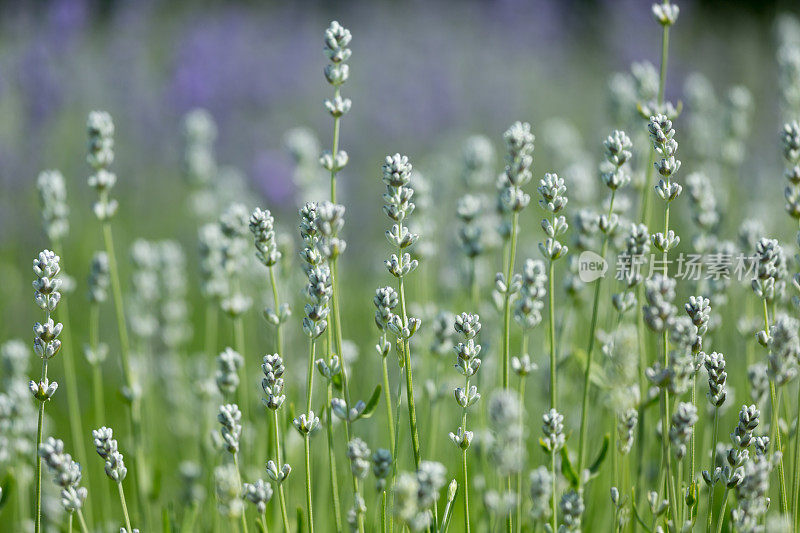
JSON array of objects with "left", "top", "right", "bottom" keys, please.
[
  {"left": 588, "top": 434, "right": 611, "bottom": 475},
  {"left": 560, "top": 447, "right": 580, "bottom": 489},
  {"left": 358, "top": 384, "right": 382, "bottom": 419}
]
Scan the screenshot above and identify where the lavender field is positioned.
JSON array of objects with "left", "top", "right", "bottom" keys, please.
[{"left": 3, "top": 1, "right": 800, "bottom": 532}]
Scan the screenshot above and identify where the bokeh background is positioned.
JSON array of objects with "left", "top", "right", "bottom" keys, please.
[{"left": 3, "top": 1, "right": 800, "bottom": 528}]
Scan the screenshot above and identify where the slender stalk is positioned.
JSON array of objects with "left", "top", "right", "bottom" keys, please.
[
  {"left": 577, "top": 192, "right": 616, "bottom": 480},
  {"left": 233, "top": 316, "right": 249, "bottom": 423},
  {"left": 34, "top": 387, "right": 46, "bottom": 533},
  {"left": 793, "top": 376, "right": 800, "bottom": 529},
  {"left": 515, "top": 376, "right": 526, "bottom": 533},
  {"left": 661, "top": 332, "right": 679, "bottom": 529},
  {"left": 233, "top": 454, "right": 249, "bottom": 533},
  {"left": 102, "top": 223, "right": 148, "bottom": 519},
  {"left": 330, "top": 86, "right": 341, "bottom": 204},
  {"left": 501, "top": 212, "right": 519, "bottom": 389},
  {"left": 325, "top": 380, "right": 344, "bottom": 531},
  {"left": 706, "top": 408, "right": 719, "bottom": 530},
  {"left": 381, "top": 343, "right": 396, "bottom": 452},
  {"left": 271, "top": 409, "right": 291, "bottom": 531},
  {"left": 761, "top": 298, "right": 788, "bottom": 514},
  {"left": 304, "top": 338, "right": 316, "bottom": 533},
  {"left": 460, "top": 370, "right": 472, "bottom": 533},
  {"left": 548, "top": 259, "right": 557, "bottom": 410},
  {"left": 715, "top": 488, "right": 729, "bottom": 533},
  {"left": 51, "top": 239, "right": 88, "bottom": 474},
  {"left": 76, "top": 508, "right": 89, "bottom": 533},
  {"left": 268, "top": 266, "right": 284, "bottom": 355},
  {"left": 381, "top": 490, "right": 388, "bottom": 533},
  {"left": 117, "top": 482, "right": 133, "bottom": 533},
  {"left": 550, "top": 450, "right": 557, "bottom": 533},
  {"left": 397, "top": 275, "right": 422, "bottom": 470}
]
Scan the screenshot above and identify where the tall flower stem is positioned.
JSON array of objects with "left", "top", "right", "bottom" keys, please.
[
  {"left": 715, "top": 488, "right": 729, "bottom": 533},
  {"left": 304, "top": 338, "right": 316, "bottom": 533},
  {"left": 117, "top": 482, "right": 133, "bottom": 533},
  {"left": 88, "top": 303, "right": 110, "bottom": 527},
  {"left": 34, "top": 370, "right": 46, "bottom": 533},
  {"left": 233, "top": 454, "right": 249, "bottom": 533},
  {"left": 502, "top": 212, "right": 520, "bottom": 389},
  {"left": 102, "top": 223, "right": 147, "bottom": 518},
  {"left": 577, "top": 191, "right": 616, "bottom": 479},
  {"left": 639, "top": 16, "right": 671, "bottom": 228},
  {"left": 381, "top": 335, "right": 396, "bottom": 452},
  {"left": 705, "top": 407, "right": 719, "bottom": 530},
  {"left": 397, "top": 275, "right": 421, "bottom": 469},
  {"left": 460, "top": 371, "right": 472, "bottom": 533},
  {"left": 268, "top": 266, "right": 284, "bottom": 355},
  {"left": 271, "top": 409, "right": 291, "bottom": 531},
  {"left": 75, "top": 509, "right": 89, "bottom": 533},
  {"left": 325, "top": 381, "right": 343, "bottom": 531},
  {"left": 515, "top": 371, "right": 526, "bottom": 533},
  {"left": 792, "top": 372, "right": 800, "bottom": 528},
  {"left": 761, "top": 298, "right": 788, "bottom": 513},
  {"left": 53, "top": 238, "right": 88, "bottom": 474}
]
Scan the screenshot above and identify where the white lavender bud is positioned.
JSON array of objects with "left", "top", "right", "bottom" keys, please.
[
  {"left": 514, "top": 259, "right": 547, "bottom": 329},
  {"left": 670, "top": 402, "right": 698, "bottom": 460},
  {"left": 601, "top": 130, "right": 633, "bottom": 191},
  {"left": 704, "top": 352, "right": 727, "bottom": 407},
  {"left": 39, "top": 437, "right": 88, "bottom": 512},
  {"left": 87, "top": 251, "right": 109, "bottom": 304},
  {"left": 747, "top": 363, "right": 769, "bottom": 406},
  {"left": 215, "top": 463, "right": 243, "bottom": 518},
  {"left": 767, "top": 314, "right": 800, "bottom": 386},
  {"left": 249, "top": 207, "right": 281, "bottom": 267},
  {"left": 372, "top": 448, "right": 392, "bottom": 491},
  {"left": 617, "top": 408, "right": 638, "bottom": 455},
  {"left": 243, "top": 479, "right": 272, "bottom": 515},
  {"left": 373, "top": 286, "right": 399, "bottom": 332},
  {"left": 293, "top": 411, "right": 320, "bottom": 435},
  {"left": 752, "top": 238, "right": 785, "bottom": 303},
  {"left": 37, "top": 170, "right": 69, "bottom": 242},
  {"left": 453, "top": 313, "right": 482, "bottom": 378},
  {"left": 215, "top": 347, "right": 243, "bottom": 397},
  {"left": 262, "top": 353, "right": 286, "bottom": 410},
  {"left": 323, "top": 21, "right": 352, "bottom": 87},
  {"left": 303, "top": 264, "right": 332, "bottom": 339},
  {"left": 652, "top": 1, "right": 679, "bottom": 26},
  {"left": 218, "top": 404, "right": 242, "bottom": 454},
  {"left": 266, "top": 460, "right": 291, "bottom": 484},
  {"left": 529, "top": 466, "right": 552, "bottom": 520},
  {"left": 92, "top": 426, "right": 127, "bottom": 482},
  {"left": 731, "top": 404, "right": 759, "bottom": 449},
  {"left": 332, "top": 398, "right": 366, "bottom": 422},
  {"left": 560, "top": 489, "right": 585, "bottom": 531},
  {"left": 541, "top": 408, "right": 565, "bottom": 453},
  {"left": 462, "top": 135, "right": 495, "bottom": 187},
  {"left": 347, "top": 438, "right": 371, "bottom": 479},
  {"left": 86, "top": 111, "right": 119, "bottom": 220},
  {"left": 643, "top": 274, "right": 676, "bottom": 333},
  {"left": 537, "top": 172, "right": 568, "bottom": 215},
  {"left": 33, "top": 250, "right": 63, "bottom": 311}
]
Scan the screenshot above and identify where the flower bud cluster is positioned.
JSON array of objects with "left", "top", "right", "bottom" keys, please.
[
  {"left": 669, "top": 402, "right": 697, "bottom": 460},
  {"left": 39, "top": 437, "right": 87, "bottom": 512},
  {"left": 37, "top": 170, "right": 69, "bottom": 242},
  {"left": 537, "top": 172, "right": 569, "bottom": 262},
  {"left": 498, "top": 122, "right": 534, "bottom": 214},
  {"left": 261, "top": 353, "right": 286, "bottom": 410},
  {"left": 92, "top": 426, "right": 127, "bottom": 482},
  {"left": 249, "top": 208, "right": 281, "bottom": 268},
  {"left": 86, "top": 111, "right": 119, "bottom": 220}
]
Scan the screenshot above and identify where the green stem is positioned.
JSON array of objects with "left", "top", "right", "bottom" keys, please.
[
  {"left": 461, "top": 371, "right": 471, "bottom": 533},
  {"left": 762, "top": 297, "right": 788, "bottom": 514},
  {"left": 792, "top": 376, "right": 800, "bottom": 529},
  {"left": 234, "top": 316, "right": 249, "bottom": 423},
  {"left": 715, "top": 488, "right": 729, "bottom": 533},
  {"left": 34, "top": 395, "right": 45, "bottom": 533},
  {"left": 304, "top": 435, "right": 314, "bottom": 533},
  {"left": 550, "top": 451, "right": 557, "bottom": 533},
  {"left": 326, "top": 383, "right": 344, "bottom": 532},
  {"left": 381, "top": 347, "right": 396, "bottom": 452},
  {"left": 706, "top": 408, "right": 719, "bottom": 531},
  {"left": 516, "top": 376, "right": 526, "bottom": 533},
  {"left": 102, "top": 223, "right": 147, "bottom": 520},
  {"left": 271, "top": 409, "right": 291, "bottom": 532},
  {"left": 330, "top": 87, "right": 341, "bottom": 204},
  {"left": 501, "top": 212, "right": 519, "bottom": 390},
  {"left": 398, "top": 275, "right": 421, "bottom": 470},
  {"left": 76, "top": 508, "right": 89, "bottom": 533},
  {"left": 548, "top": 259, "right": 557, "bottom": 410},
  {"left": 233, "top": 454, "right": 249, "bottom": 533},
  {"left": 268, "top": 266, "right": 283, "bottom": 355},
  {"left": 578, "top": 192, "right": 616, "bottom": 480},
  {"left": 381, "top": 491, "right": 388, "bottom": 533},
  {"left": 117, "top": 482, "right": 133, "bottom": 533},
  {"left": 49, "top": 239, "right": 88, "bottom": 480}
]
